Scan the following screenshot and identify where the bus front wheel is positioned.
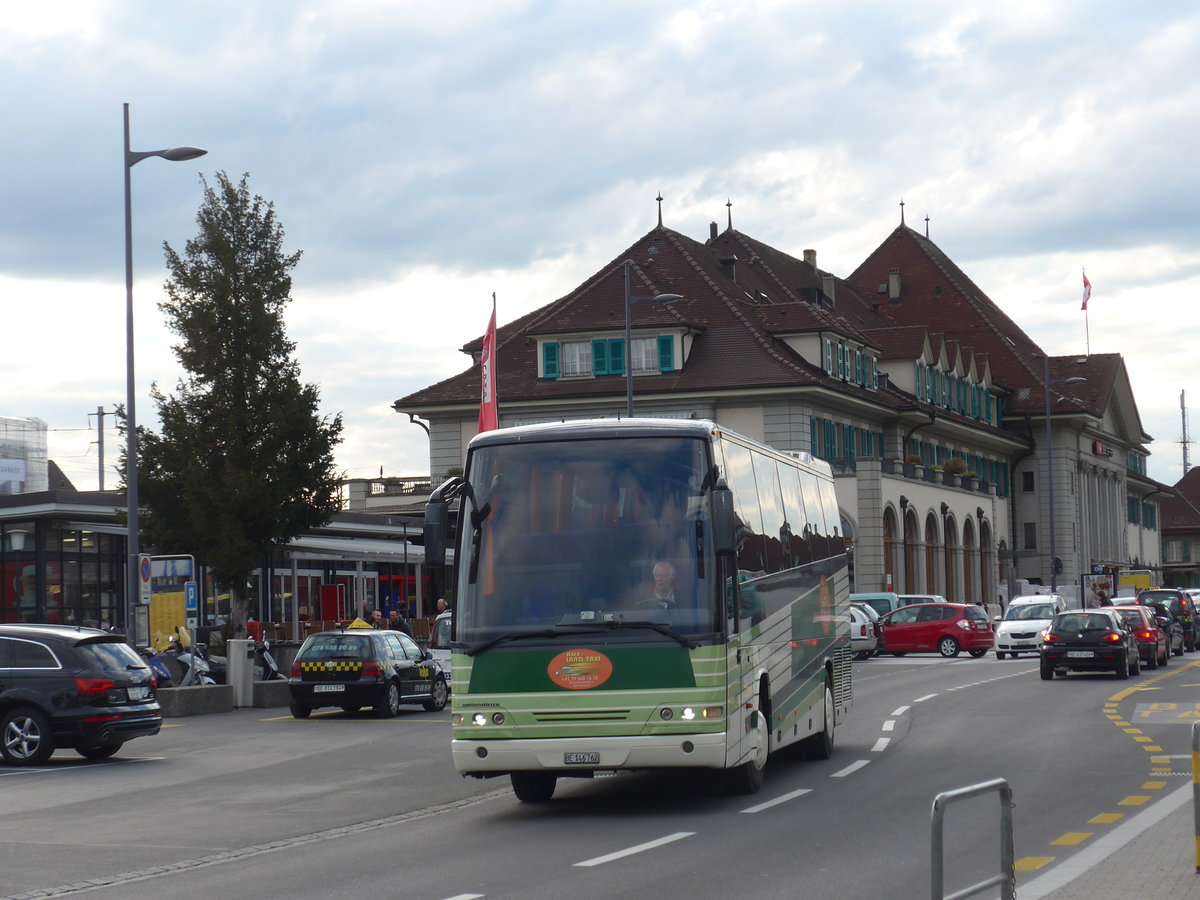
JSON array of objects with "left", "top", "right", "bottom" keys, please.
[
  {"left": 511, "top": 771, "right": 557, "bottom": 803},
  {"left": 727, "top": 693, "right": 769, "bottom": 795}
]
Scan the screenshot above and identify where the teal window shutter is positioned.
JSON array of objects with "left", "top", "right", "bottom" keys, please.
[
  {"left": 609, "top": 339, "right": 625, "bottom": 375},
  {"left": 543, "top": 342, "right": 559, "bottom": 379},
  {"left": 810, "top": 417, "right": 818, "bottom": 454},
  {"left": 592, "top": 339, "right": 609, "bottom": 375},
  {"left": 657, "top": 335, "right": 674, "bottom": 371}
]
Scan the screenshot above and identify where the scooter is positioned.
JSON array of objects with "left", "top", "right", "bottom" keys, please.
[
  {"left": 138, "top": 645, "right": 175, "bottom": 689},
  {"left": 254, "top": 637, "right": 284, "bottom": 680},
  {"left": 163, "top": 634, "right": 223, "bottom": 686}
]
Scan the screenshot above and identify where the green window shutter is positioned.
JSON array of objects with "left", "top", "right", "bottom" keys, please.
[
  {"left": 1184, "top": 539, "right": 1192, "bottom": 561},
  {"left": 592, "top": 339, "right": 609, "bottom": 375},
  {"left": 823, "top": 339, "right": 833, "bottom": 373},
  {"left": 657, "top": 335, "right": 674, "bottom": 371},
  {"left": 542, "top": 342, "right": 559, "bottom": 379},
  {"left": 608, "top": 339, "right": 625, "bottom": 376},
  {"left": 872, "top": 358, "right": 879, "bottom": 390},
  {"left": 823, "top": 419, "right": 837, "bottom": 460},
  {"left": 810, "top": 417, "right": 818, "bottom": 454}
]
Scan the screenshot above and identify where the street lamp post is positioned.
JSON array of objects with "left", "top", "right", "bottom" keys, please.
[
  {"left": 1041, "top": 353, "right": 1086, "bottom": 597},
  {"left": 623, "top": 260, "right": 682, "bottom": 417},
  {"left": 123, "top": 102, "right": 206, "bottom": 644}
]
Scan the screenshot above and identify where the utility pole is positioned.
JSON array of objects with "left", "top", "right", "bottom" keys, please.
[
  {"left": 89, "top": 406, "right": 116, "bottom": 491},
  {"left": 1182, "top": 390, "right": 1191, "bottom": 476}
]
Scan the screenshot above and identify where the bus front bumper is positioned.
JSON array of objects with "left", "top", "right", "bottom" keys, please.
[{"left": 452, "top": 731, "right": 729, "bottom": 775}]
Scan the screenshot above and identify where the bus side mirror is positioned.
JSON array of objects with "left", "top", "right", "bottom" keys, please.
[
  {"left": 711, "top": 486, "right": 736, "bottom": 555},
  {"left": 424, "top": 498, "right": 449, "bottom": 568}
]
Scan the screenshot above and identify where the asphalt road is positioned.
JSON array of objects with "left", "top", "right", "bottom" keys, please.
[{"left": 3, "top": 652, "right": 1198, "bottom": 899}]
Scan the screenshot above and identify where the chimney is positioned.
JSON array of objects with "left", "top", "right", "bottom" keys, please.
[
  {"left": 803, "top": 249, "right": 817, "bottom": 268},
  {"left": 888, "top": 267, "right": 902, "bottom": 303},
  {"left": 709, "top": 221, "right": 718, "bottom": 241},
  {"left": 718, "top": 253, "right": 738, "bottom": 283},
  {"left": 822, "top": 273, "right": 836, "bottom": 305}
]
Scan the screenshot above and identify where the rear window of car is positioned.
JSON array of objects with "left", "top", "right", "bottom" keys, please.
[
  {"left": 75, "top": 639, "right": 147, "bottom": 677},
  {"left": 298, "top": 635, "right": 374, "bottom": 659},
  {"left": 1054, "top": 613, "right": 1114, "bottom": 631},
  {"left": 963, "top": 607, "right": 989, "bottom": 623},
  {"left": 1114, "top": 610, "right": 1143, "bottom": 628}
]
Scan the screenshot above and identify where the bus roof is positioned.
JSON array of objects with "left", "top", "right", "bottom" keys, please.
[{"left": 466, "top": 417, "right": 833, "bottom": 476}]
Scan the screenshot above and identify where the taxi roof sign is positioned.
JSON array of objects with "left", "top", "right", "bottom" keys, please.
[{"left": 345, "top": 617, "right": 375, "bottom": 630}]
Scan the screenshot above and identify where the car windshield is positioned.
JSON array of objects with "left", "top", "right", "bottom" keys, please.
[
  {"left": 1004, "top": 603, "right": 1055, "bottom": 621},
  {"left": 298, "top": 635, "right": 373, "bottom": 659}
]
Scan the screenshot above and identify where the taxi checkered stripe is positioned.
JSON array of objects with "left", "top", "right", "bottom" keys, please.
[{"left": 300, "top": 661, "right": 362, "bottom": 672}]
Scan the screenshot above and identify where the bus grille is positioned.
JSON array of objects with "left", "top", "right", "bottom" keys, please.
[
  {"left": 532, "top": 709, "right": 632, "bottom": 723},
  {"left": 833, "top": 645, "right": 854, "bottom": 709}
]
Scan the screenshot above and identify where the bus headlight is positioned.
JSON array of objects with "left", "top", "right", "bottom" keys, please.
[{"left": 681, "top": 707, "right": 696, "bottom": 721}]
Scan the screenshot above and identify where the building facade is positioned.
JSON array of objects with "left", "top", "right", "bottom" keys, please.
[{"left": 396, "top": 213, "right": 1165, "bottom": 606}]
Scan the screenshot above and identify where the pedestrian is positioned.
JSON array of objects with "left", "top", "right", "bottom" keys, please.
[
  {"left": 370, "top": 609, "right": 386, "bottom": 629},
  {"left": 388, "top": 608, "right": 413, "bottom": 637},
  {"left": 437, "top": 597, "right": 450, "bottom": 615}
]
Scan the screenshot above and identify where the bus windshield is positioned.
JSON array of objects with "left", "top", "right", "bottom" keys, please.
[{"left": 456, "top": 436, "right": 719, "bottom": 644}]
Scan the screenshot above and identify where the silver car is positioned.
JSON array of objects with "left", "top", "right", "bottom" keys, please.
[{"left": 849, "top": 603, "right": 880, "bottom": 660}]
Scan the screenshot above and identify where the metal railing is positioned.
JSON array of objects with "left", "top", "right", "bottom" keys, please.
[{"left": 931, "top": 777, "right": 1015, "bottom": 900}]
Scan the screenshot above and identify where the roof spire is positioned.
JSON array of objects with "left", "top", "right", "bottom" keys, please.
[
  {"left": 726, "top": 198, "right": 733, "bottom": 231},
  {"left": 656, "top": 191, "right": 663, "bottom": 227},
  {"left": 925, "top": 213, "right": 930, "bottom": 238},
  {"left": 900, "top": 198, "right": 905, "bottom": 225}
]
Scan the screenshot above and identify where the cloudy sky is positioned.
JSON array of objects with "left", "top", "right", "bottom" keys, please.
[{"left": 5, "top": 0, "right": 1200, "bottom": 491}]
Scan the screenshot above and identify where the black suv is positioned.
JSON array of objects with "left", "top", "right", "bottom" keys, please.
[
  {"left": 1137, "top": 589, "right": 1197, "bottom": 652},
  {"left": 288, "top": 627, "right": 449, "bottom": 719},
  {"left": 0, "top": 624, "right": 162, "bottom": 766}
]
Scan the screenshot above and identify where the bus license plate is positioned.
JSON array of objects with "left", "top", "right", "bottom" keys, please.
[
  {"left": 564, "top": 752, "right": 599, "bottom": 765},
  {"left": 1066, "top": 651, "right": 1093, "bottom": 658}
]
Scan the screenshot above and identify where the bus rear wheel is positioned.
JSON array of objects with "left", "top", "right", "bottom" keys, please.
[
  {"left": 511, "top": 771, "right": 557, "bottom": 803},
  {"left": 801, "top": 678, "right": 835, "bottom": 760}
]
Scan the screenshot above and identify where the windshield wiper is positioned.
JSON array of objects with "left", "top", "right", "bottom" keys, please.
[
  {"left": 575, "top": 620, "right": 700, "bottom": 649},
  {"left": 466, "top": 627, "right": 601, "bottom": 657}
]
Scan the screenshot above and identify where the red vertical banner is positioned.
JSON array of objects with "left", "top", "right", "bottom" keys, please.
[{"left": 478, "top": 297, "right": 498, "bottom": 433}]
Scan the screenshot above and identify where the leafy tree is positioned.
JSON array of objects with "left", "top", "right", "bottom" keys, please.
[{"left": 136, "top": 171, "right": 343, "bottom": 636}]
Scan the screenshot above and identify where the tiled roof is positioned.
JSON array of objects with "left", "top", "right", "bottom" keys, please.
[
  {"left": 395, "top": 221, "right": 1131, "bottom": 448},
  {"left": 397, "top": 225, "right": 911, "bottom": 411}
]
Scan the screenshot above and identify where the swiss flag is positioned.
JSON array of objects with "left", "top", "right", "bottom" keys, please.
[{"left": 1081, "top": 270, "right": 1092, "bottom": 310}]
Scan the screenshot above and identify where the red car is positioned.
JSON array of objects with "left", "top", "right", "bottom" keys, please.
[
  {"left": 878, "top": 603, "right": 994, "bottom": 658},
  {"left": 1111, "top": 604, "right": 1169, "bottom": 669}
]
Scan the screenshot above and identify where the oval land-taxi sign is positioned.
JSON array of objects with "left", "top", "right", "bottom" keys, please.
[{"left": 548, "top": 649, "right": 614, "bottom": 690}]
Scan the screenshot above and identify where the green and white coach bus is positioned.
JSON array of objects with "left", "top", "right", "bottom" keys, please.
[{"left": 423, "top": 418, "right": 852, "bottom": 802}]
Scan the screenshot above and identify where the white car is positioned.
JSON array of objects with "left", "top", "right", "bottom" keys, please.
[
  {"left": 994, "top": 596, "right": 1065, "bottom": 659},
  {"left": 848, "top": 603, "right": 880, "bottom": 660}
]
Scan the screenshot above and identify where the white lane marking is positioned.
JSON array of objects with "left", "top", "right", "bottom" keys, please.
[
  {"left": 440, "top": 895, "right": 485, "bottom": 900},
  {"left": 914, "top": 694, "right": 938, "bottom": 702},
  {"left": 574, "top": 832, "right": 696, "bottom": 867},
  {"left": 891, "top": 705, "right": 910, "bottom": 716},
  {"left": 882, "top": 719, "right": 895, "bottom": 732},
  {"left": 0, "top": 756, "right": 167, "bottom": 777},
  {"left": 831, "top": 760, "right": 870, "bottom": 778},
  {"left": 739, "top": 787, "right": 812, "bottom": 814},
  {"left": 871, "top": 737, "right": 890, "bottom": 752}
]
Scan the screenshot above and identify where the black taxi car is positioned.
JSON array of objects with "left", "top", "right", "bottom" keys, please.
[
  {"left": 1136, "top": 588, "right": 1197, "bottom": 652},
  {"left": 288, "top": 624, "right": 449, "bottom": 719},
  {"left": 0, "top": 624, "right": 162, "bottom": 765}
]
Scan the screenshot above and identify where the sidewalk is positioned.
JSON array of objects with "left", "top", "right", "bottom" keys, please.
[{"left": 1021, "top": 781, "right": 1200, "bottom": 899}]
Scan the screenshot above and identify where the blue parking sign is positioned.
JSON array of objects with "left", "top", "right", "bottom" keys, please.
[{"left": 185, "top": 581, "right": 198, "bottom": 612}]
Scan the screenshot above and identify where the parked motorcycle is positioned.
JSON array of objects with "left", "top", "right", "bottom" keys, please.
[
  {"left": 138, "top": 645, "right": 175, "bottom": 689},
  {"left": 163, "top": 633, "right": 226, "bottom": 686}
]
